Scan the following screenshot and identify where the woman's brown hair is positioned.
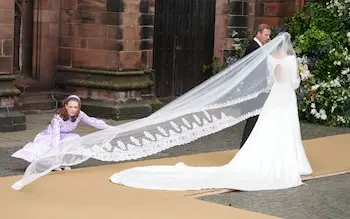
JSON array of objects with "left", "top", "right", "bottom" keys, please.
[{"left": 56, "top": 97, "right": 81, "bottom": 122}]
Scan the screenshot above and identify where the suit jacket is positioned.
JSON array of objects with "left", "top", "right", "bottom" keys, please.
[
  {"left": 243, "top": 40, "right": 260, "bottom": 57},
  {"left": 239, "top": 39, "right": 262, "bottom": 148}
]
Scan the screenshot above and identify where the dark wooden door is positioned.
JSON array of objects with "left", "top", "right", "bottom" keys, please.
[{"left": 153, "top": 0, "right": 216, "bottom": 98}]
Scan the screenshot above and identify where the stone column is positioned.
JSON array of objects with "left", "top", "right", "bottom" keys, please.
[
  {"left": 55, "top": 0, "right": 160, "bottom": 120},
  {"left": 248, "top": 0, "right": 256, "bottom": 37},
  {"left": 32, "top": 0, "right": 60, "bottom": 88},
  {"left": 214, "top": 0, "right": 250, "bottom": 64},
  {"left": 0, "top": 0, "right": 26, "bottom": 132},
  {"left": 213, "top": 0, "right": 228, "bottom": 63}
]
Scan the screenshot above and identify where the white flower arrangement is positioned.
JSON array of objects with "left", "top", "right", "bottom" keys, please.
[
  {"left": 326, "top": 0, "right": 350, "bottom": 18},
  {"left": 296, "top": 31, "right": 350, "bottom": 126},
  {"left": 297, "top": 56, "right": 312, "bottom": 81}
]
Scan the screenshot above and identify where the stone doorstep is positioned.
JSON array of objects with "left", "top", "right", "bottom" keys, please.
[
  {"left": 0, "top": 109, "right": 26, "bottom": 132},
  {"left": 20, "top": 109, "right": 56, "bottom": 115},
  {"left": 15, "top": 93, "right": 58, "bottom": 111},
  {"left": 56, "top": 66, "right": 151, "bottom": 76},
  {"left": 0, "top": 87, "right": 21, "bottom": 97},
  {"left": 82, "top": 102, "right": 152, "bottom": 115},
  {"left": 55, "top": 78, "right": 154, "bottom": 91},
  {"left": 81, "top": 99, "right": 162, "bottom": 120},
  {"left": 0, "top": 109, "right": 26, "bottom": 125},
  {"left": 115, "top": 113, "right": 152, "bottom": 120},
  {"left": 0, "top": 123, "right": 26, "bottom": 132},
  {"left": 55, "top": 69, "right": 154, "bottom": 92},
  {"left": 14, "top": 91, "right": 69, "bottom": 112},
  {"left": 16, "top": 100, "right": 57, "bottom": 111}
]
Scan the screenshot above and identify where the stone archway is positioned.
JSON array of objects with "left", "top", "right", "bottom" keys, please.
[{"left": 14, "top": 0, "right": 34, "bottom": 79}]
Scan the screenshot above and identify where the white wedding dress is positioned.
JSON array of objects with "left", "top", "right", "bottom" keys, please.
[{"left": 109, "top": 54, "right": 313, "bottom": 191}]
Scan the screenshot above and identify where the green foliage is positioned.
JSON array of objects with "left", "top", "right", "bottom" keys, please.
[
  {"left": 203, "top": 31, "right": 244, "bottom": 75},
  {"left": 283, "top": 0, "right": 350, "bottom": 127},
  {"left": 202, "top": 57, "right": 226, "bottom": 75}
]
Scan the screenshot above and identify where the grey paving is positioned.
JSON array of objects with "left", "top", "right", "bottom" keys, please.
[{"left": 200, "top": 173, "right": 350, "bottom": 219}]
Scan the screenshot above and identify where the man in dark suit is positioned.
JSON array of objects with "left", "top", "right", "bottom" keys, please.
[{"left": 240, "top": 24, "right": 271, "bottom": 149}]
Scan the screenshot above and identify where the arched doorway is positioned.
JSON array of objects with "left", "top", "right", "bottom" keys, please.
[{"left": 14, "top": 0, "right": 34, "bottom": 79}]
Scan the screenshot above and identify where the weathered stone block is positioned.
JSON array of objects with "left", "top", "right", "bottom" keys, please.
[
  {"left": 59, "top": 23, "right": 73, "bottom": 37},
  {"left": 216, "top": 0, "right": 229, "bottom": 15},
  {"left": 60, "top": 0, "right": 77, "bottom": 10},
  {"left": 77, "top": 0, "right": 106, "bottom": 12},
  {"left": 0, "top": 0, "right": 14, "bottom": 10},
  {"left": 0, "top": 123, "right": 26, "bottom": 132},
  {"left": 34, "top": 9, "right": 60, "bottom": 23},
  {"left": 3, "top": 39, "right": 13, "bottom": 56},
  {"left": 76, "top": 24, "right": 107, "bottom": 38},
  {"left": 0, "top": 24, "right": 13, "bottom": 39},
  {"left": 124, "top": 0, "right": 142, "bottom": 14},
  {"left": 72, "top": 49, "right": 108, "bottom": 69},
  {"left": 119, "top": 51, "right": 141, "bottom": 70},
  {"left": 0, "top": 57, "right": 12, "bottom": 73},
  {"left": 101, "top": 12, "right": 122, "bottom": 25},
  {"left": 0, "top": 9, "right": 14, "bottom": 24},
  {"left": 122, "top": 13, "right": 139, "bottom": 26},
  {"left": 81, "top": 99, "right": 157, "bottom": 120},
  {"left": 40, "top": 0, "right": 60, "bottom": 10},
  {"left": 59, "top": 48, "right": 72, "bottom": 66},
  {"left": 122, "top": 26, "right": 139, "bottom": 40},
  {"left": 255, "top": 17, "right": 280, "bottom": 27},
  {"left": 107, "top": 51, "right": 120, "bottom": 70},
  {"left": 55, "top": 67, "right": 153, "bottom": 91},
  {"left": 107, "top": 26, "right": 123, "bottom": 39},
  {"left": 0, "top": 75, "right": 26, "bottom": 132},
  {"left": 264, "top": 2, "right": 280, "bottom": 17}
]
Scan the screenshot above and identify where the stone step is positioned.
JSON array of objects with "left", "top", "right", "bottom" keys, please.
[
  {"left": 0, "top": 108, "right": 26, "bottom": 132},
  {"left": 14, "top": 76, "right": 50, "bottom": 92},
  {"left": 55, "top": 67, "right": 155, "bottom": 94},
  {"left": 14, "top": 92, "right": 58, "bottom": 112},
  {"left": 82, "top": 98, "right": 164, "bottom": 120},
  {"left": 0, "top": 74, "right": 27, "bottom": 132}
]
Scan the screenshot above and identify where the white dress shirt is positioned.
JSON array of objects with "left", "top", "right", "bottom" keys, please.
[{"left": 254, "top": 37, "right": 263, "bottom": 47}]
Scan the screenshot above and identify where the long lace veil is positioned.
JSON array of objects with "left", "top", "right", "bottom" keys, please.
[{"left": 12, "top": 32, "right": 297, "bottom": 190}]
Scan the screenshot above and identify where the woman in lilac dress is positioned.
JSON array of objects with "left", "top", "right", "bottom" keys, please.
[{"left": 11, "top": 95, "right": 112, "bottom": 170}]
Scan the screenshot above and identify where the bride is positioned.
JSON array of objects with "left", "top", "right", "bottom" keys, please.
[
  {"left": 108, "top": 37, "right": 313, "bottom": 191},
  {"left": 12, "top": 32, "right": 312, "bottom": 191}
]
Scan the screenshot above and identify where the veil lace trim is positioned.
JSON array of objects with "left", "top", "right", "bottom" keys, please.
[{"left": 79, "top": 109, "right": 261, "bottom": 161}]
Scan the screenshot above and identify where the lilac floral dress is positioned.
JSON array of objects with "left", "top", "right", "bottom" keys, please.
[{"left": 12, "top": 111, "right": 111, "bottom": 162}]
